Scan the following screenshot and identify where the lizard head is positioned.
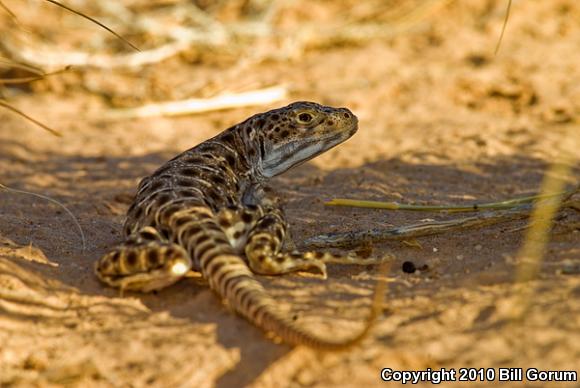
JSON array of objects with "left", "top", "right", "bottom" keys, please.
[{"left": 250, "top": 101, "right": 358, "bottom": 178}]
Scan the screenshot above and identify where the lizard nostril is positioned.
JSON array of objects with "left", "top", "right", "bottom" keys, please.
[{"left": 343, "top": 112, "right": 350, "bottom": 119}]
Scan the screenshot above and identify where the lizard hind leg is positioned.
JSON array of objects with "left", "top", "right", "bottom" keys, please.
[
  {"left": 95, "top": 226, "right": 192, "bottom": 293},
  {"left": 247, "top": 247, "right": 383, "bottom": 279},
  {"left": 245, "top": 211, "right": 385, "bottom": 279},
  {"left": 244, "top": 210, "right": 329, "bottom": 277}
]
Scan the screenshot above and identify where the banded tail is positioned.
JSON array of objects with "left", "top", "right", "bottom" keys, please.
[{"left": 169, "top": 208, "right": 387, "bottom": 350}]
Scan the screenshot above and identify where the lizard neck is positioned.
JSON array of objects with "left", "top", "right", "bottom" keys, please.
[{"left": 215, "top": 120, "right": 269, "bottom": 186}]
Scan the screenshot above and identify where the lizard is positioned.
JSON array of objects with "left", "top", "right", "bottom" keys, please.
[{"left": 94, "top": 101, "right": 384, "bottom": 350}]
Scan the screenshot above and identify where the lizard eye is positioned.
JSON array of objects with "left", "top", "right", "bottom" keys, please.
[{"left": 297, "top": 112, "right": 313, "bottom": 124}]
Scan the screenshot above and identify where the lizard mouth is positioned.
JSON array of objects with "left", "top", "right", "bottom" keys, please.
[{"left": 262, "top": 121, "right": 358, "bottom": 177}]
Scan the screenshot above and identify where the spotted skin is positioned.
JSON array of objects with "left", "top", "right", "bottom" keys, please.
[{"left": 95, "top": 101, "right": 381, "bottom": 349}]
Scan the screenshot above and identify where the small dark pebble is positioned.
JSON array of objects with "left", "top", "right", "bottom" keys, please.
[
  {"left": 465, "top": 54, "right": 489, "bottom": 67},
  {"left": 402, "top": 261, "right": 416, "bottom": 273}
]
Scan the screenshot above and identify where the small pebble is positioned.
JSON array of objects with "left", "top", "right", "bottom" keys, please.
[
  {"left": 433, "top": 247, "right": 439, "bottom": 253},
  {"left": 475, "top": 244, "right": 482, "bottom": 251},
  {"left": 456, "top": 255, "right": 464, "bottom": 261},
  {"left": 402, "top": 261, "right": 416, "bottom": 273}
]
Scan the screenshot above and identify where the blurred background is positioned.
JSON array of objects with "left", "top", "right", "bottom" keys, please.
[{"left": 1, "top": 1, "right": 578, "bottom": 163}]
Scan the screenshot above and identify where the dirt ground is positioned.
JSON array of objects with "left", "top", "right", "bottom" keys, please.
[{"left": 1, "top": 1, "right": 579, "bottom": 387}]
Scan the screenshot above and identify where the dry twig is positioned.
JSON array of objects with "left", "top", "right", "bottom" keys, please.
[
  {"left": 0, "top": 33, "right": 193, "bottom": 70},
  {"left": 0, "top": 100, "right": 62, "bottom": 136},
  {"left": 305, "top": 205, "right": 533, "bottom": 249},
  {"left": 104, "top": 85, "right": 287, "bottom": 120},
  {"left": 43, "top": 0, "right": 139, "bottom": 51},
  {"left": 0, "top": 57, "right": 44, "bottom": 75},
  {"left": 308, "top": 189, "right": 578, "bottom": 248},
  {"left": 326, "top": 190, "right": 571, "bottom": 212},
  {"left": 495, "top": 0, "right": 512, "bottom": 55},
  {"left": 0, "top": 65, "right": 71, "bottom": 84}
]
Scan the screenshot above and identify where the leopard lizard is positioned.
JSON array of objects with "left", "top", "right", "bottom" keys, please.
[{"left": 95, "top": 101, "right": 382, "bottom": 349}]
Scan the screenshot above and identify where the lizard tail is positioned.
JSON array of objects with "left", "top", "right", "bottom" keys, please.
[
  {"left": 169, "top": 210, "right": 388, "bottom": 350},
  {"left": 205, "top": 253, "right": 387, "bottom": 350}
]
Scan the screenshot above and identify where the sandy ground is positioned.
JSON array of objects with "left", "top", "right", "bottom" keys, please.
[{"left": 1, "top": 1, "right": 579, "bottom": 387}]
